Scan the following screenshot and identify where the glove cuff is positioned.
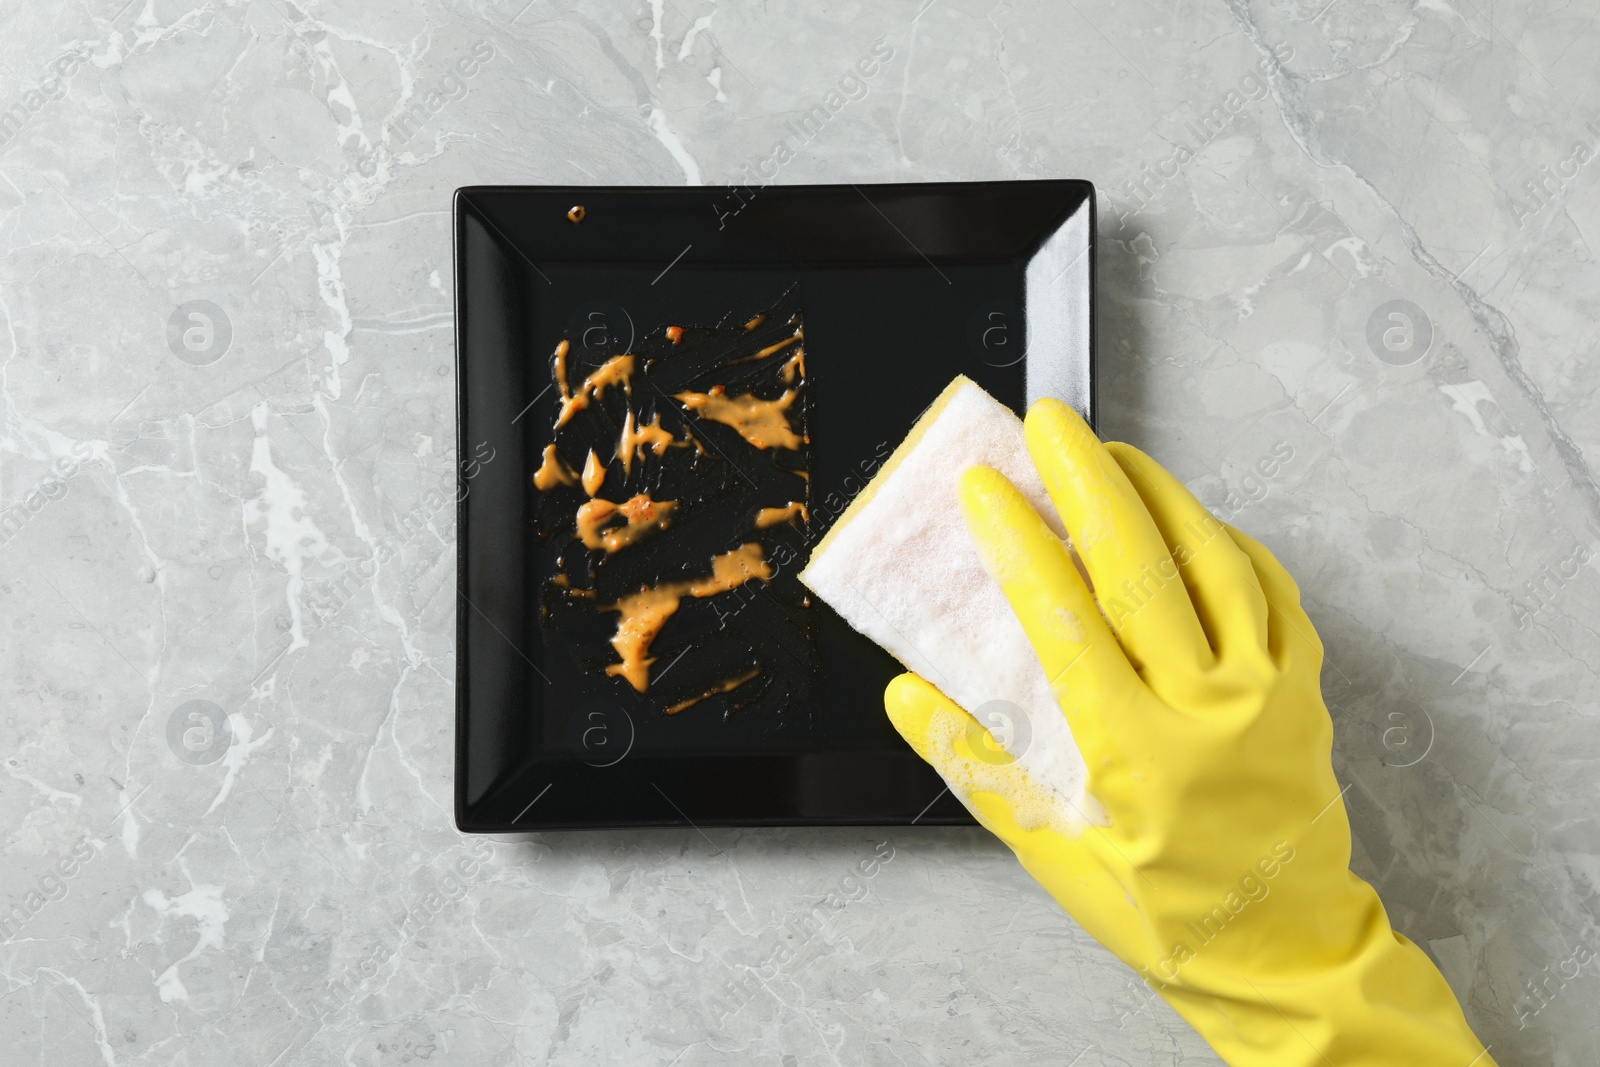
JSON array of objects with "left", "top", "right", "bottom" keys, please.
[{"left": 1158, "top": 889, "right": 1495, "bottom": 1067}]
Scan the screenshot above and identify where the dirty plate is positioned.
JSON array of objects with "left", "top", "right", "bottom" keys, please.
[{"left": 454, "top": 180, "right": 1095, "bottom": 831}]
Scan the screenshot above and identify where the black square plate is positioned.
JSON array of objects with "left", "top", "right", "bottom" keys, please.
[{"left": 455, "top": 181, "right": 1095, "bottom": 831}]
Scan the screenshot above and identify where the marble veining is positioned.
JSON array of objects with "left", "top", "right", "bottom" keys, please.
[{"left": 1, "top": 1, "right": 1597, "bottom": 1063}]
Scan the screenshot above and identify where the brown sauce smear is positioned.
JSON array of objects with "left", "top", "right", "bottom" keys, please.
[
  {"left": 754, "top": 501, "right": 809, "bottom": 528},
  {"left": 665, "top": 667, "right": 761, "bottom": 715},
  {"left": 676, "top": 387, "right": 801, "bottom": 450},
  {"left": 762, "top": 326, "right": 802, "bottom": 353},
  {"left": 617, "top": 409, "right": 678, "bottom": 475},
  {"left": 552, "top": 339, "right": 573, "bottom": 404},
  {"left": 550, "top": 573, "right": 596, "bottom": 597},
  {"left": 577, "top": 493, "right": 676, "bottom": 553},
  {"left": 603, "top": 544, "right": 772, "bottom": 692},
  {"left": 730, "top": 327, "right": 802, "bottom": 365},
  {"left": 556, "top": 353, "right": 634, "bottom": 428},
  {"left": 780, "top": 348, "right": 806, "bottom": 384},
  {"left": 533, "top": 443, "right": 577, "bottom": 490},
  {"left": 536, "top": 294, "right": 809, "bottom": 715}
]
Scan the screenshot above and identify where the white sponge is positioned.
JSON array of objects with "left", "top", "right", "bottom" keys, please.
[{"left": 799, "top": 376, "right": 1089, "bottom": 815}]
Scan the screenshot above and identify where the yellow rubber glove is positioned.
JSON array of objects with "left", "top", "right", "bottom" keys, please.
[{"left": 885, "top": 399, "right": 1494, "bottom": 1067}]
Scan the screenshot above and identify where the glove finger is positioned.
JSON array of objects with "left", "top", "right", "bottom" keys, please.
[
  {"left": 1104, "top": 442, "right": 1270, "bottom": 664},
  {"left": 884, "top": 672, "right": 1094, "bottom": 838},
  {"left": 1021, "top": 399, "right": 1214, "bottom": 681},
  {"left": 1222, "top": 524, "right": 1324, "bottom": 667},
  {"left": 958, "top": 464, "right": 1144, "bottom": 760}
]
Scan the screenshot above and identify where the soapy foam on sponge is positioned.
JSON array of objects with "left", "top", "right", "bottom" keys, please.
[{"left": 800, "top": 376, "right": 1090, "bottom": 821}]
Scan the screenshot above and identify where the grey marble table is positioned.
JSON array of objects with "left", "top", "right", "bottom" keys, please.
[{"left": 2, "top": 1, "right": 1596, "bottom": 1064}]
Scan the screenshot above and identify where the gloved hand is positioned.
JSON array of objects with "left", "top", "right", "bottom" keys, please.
[{"left": 885, "top": 399, "right": 1494, "bottom": 1066}]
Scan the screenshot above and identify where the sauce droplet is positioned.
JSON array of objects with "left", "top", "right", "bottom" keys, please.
[
  {"left": 581, "top": 449, "right": 606, "bottom": 496},
  {"left": 567, "top": 205, "right": 586, "bottom": 223},
  {"left": 666, "top": 325, "right": 684, "bottom": 344}
]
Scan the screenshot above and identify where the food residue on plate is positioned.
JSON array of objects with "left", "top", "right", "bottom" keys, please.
[
  {"left": 567, "top": 205, "right": 586, "bottom": 223},
  {"left": 556, "top": 351, "right": 634, "bottom": 429},
  {"left": 533, "top": 443, "right": 577, "bottom": 490},
  {"left": 577, "top": 494, "right": 676, "bottom": 554},
  {"left": 676, "top": 387, "right": 802, "bottom": 450},
  {"left": 530, "top": 290, "right": 815, "bottom": 720},
  {"left": 617, "top": 410, "right": 677, "bottom": 475},
  {"left": 729, "top": 327, "right": 802, "bottom": 365},
  {"left": 581, "top": 449, "right": 606, "bottom": 496},
  {"left": 781, "top": 350, "right": 806, "bottom": 384},
  {"left": 755, "top": 502, "right": 809, "bottom": 528},
  {"left": 666, "top": 667, "right": 762, "bottom": 715},
  {"left": 603, "top": 543, "right": 772, "bottom": 691}
]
